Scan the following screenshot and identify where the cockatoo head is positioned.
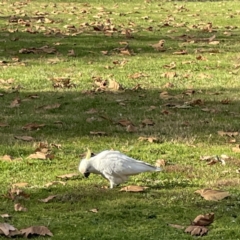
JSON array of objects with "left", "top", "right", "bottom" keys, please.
[
  {"left": 79, "top": 159, "right": 91, "bottom": 178},
  {"left": 79, "top": 149, "right": 94, "bottom": 178}
]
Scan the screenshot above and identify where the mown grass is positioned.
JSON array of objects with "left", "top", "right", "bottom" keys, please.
[{"left": 1, "top": 0, "right": 240, "bottom": 239}]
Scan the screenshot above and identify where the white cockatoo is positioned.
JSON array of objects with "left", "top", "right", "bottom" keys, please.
[{"left": 79, "top": 150, "right": 162, "bottom": 188}]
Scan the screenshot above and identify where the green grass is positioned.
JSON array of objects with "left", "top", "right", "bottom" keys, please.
[{"left": 1, "top": 0, "right": 240, "bottom": 239}]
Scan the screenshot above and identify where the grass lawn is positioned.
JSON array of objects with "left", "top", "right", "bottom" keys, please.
[{"left": 1, "top": 0, "right": 240, "bottom": 239}]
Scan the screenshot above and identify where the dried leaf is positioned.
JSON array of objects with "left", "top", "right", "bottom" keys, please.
[
  {"left": 185, "top": 225, "right": 208, "bottom": 236},
  {"left": 161, "top": 72, "right": 177, "bottom": 79},
  {"left": 1, "top": 155, "right": 13, "bottom": 161},
  {"left": 44, "top": 181, "right": 66, "bottom": 187},
  {"left": 232, "top": 145, "right": 240, "bottom": 153},
  {"left": 14, "top": 203, "right": 27, "bottom": 212},
  {"left": 39, "top": 195, "right": 57, "bottom": 203},
  {"left": 117, "top": 119, "right": 134, "bottom": 127},
  {"left": 85, "top": 108, "right": 98, "bottom": 114},
  {"left": 14, "top": 136, "right": 34, "bottom": 141},
  {"left": 108, "top": 79, "right": 123, "bottom": 90},
  {"left": 120, "top": 185, "right": 148, "bottom": 192},
  {"left": 27, "top": 94, "right": 39, "bottom": 99},
  {"left": 27, "top": 152, "right": 47, "bottom": 160},
  {"left": 138, "top": 136, "right": 159, "bottom": 143},
  {"left": 67, "top": 49, "right": 76, "bottom": 56},
  {"left": 38, "top": 103, "right": 61, "bottom": 110},
  {"left": 163, "top": 62, "right": 176, "bottom": 70},
  {"left": 155, "top": 159, "right": 166, "bottom": 167},
  {"left": 56, "top": 173, "right": 79, "bottom": 180},
  {"left": 90, "top": 131, "right": 107, "bottom": 136},
  {"left": 209, "top": 41, "right": 219, "bottom": 45},
  {"left": 22, "top": 123, "right": 45, "bottom": 131},
  {"left": 89, "top": 208, "right": 98, "bottom": 213},
  {"left": 12, "top": 182, "right": 28, "bottom": 188},
  {"left": 168, "top": 224, "right": 185, "bottom": 230},
  {"left": 173, "top": 50, "right": 187, "bottom": 55},
  {"left": 126, "top": 124, "right": 138, "bottom": 133},
  {"left": 192, "top": 213, "right": 214, "bottom": 226},
  {"left": 160, "top": 91, "right": 173, "bottom": 100},
  {"left": 19, "top": 46, "right": 57, "bottom": 54},
  {"left": 129, "top": 72, "right": 149, "bottom": 79},
  {"left": 0, "top": 223, "right": 18, "bottom": 236},
  {"left": 218, "top": 131, "right": 238, "bottom": 137},
  {"left": 195, "top": 188, "right": 230, "bottom": 201},
  {"left": 0, "top": 123, "right": 9, "bottom": 127},
  {"left": 151, "top": 40, "right": 165, "bottom": 51},
  {"left": 142, "top": 118, "right": 155, "bottom": 126},
  {"left": 5, "top": 188, "right": 30, "bottom": 200},
  {"left": 10, "top": 98, "right": 21, "bottom": 108},
  {"left": 120, "top": 49, "right": 132, "bottom": 56},
  {"left": 20, "top": 226, "right": 53, "bottom": 237},
  {"left": 1, "top": 214, "right": 11, "bottom": 219}
]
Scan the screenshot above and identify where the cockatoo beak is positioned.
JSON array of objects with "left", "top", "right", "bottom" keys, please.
[{"left": 84, "top": 172, "right": 90, "bottom": 178}]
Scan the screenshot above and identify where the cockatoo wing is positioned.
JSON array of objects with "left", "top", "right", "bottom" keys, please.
[{"left": 93, "top": 150, "right": 160, "bottom": 177}]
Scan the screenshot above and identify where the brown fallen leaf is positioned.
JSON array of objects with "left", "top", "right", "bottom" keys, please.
[
  {"left": 117, "top": 119, "right": 134, "bottom": 127},
  {"left": 56, "top": 173, "right": 79, "bottom": 180},
  {"left": 0, "top": 155, "right": 13, "bottom": 161},
  {"left": 44, "top": 181, "right": 66, "bottom": 187},
  {"left": 22, "top": 123, "right": 45, "bottom": 131},
  {"left": 90, "top": 131, "right": 107, "bottom": 136},
  {"left": 20, "top": 226, "right": 53, "bottom": 237},
  {"left": 89, "top": 208, "right": 98, "bottom": 213},
  {"left": 196, "top": 55, "right": 207, "bottom": 61},
  {"left": 201, "top": 107, "right": 217, "bottom": 113},
  {"left": 232, "top": 144, "right": 240, "bottom": 153},
  {"left": 10, "top": 98, "right": 21, "bottom": 108},
  {"left": 150, "top": 40, "right": 165, "bottom": 51},
  {"left": 173, "top": 50, "right": 187, "bottom": 55},
  {"left": 108, "top": 79, "right": 123, "bottom": 90},
  {"left": 85, "top": 108, "right": 98, "bottom": 114},
  {"left": 195, "top": 188, "right": 230, "bottom": 201},
  {"left": 200, "top": 155, "right": 226, "bottom": 165},
  {"left": 14, "top": 203, "right": 27, "bottom": 212},
  {"left": 160, "top": 91, "right": 173, "bottom": 100},
  {"left": 5, "top": 188, "right": 30, "bottom": 201},
  {"left": 129, "top": 72, "right": 149, "bottom": 79},
  {"left": 12, "top": 182, "right": 28, "bottom": 188},
  {"left": 0, "top": 122, "right": 9, "bottom": 127},
  {"left": 119, "top": 49, "right": 132, "bottom": 56},
  {"left": 217, "top": 131, "right": 238, "bottom": 137},
  {"left": 163, "top": 62, "right": 176, "bottom": 70},
  {"left": 138, "top": 136, "right": 159, "bottom": 143},
  {"left": 185, "top": 225, "right": 208, "bottom": 236},
  {"left": 0, "top": 223, "right": 20, "bottom": 237},
  {"left": 27, "top": 94, "right": 39, "bottom": 99},
  {"left": 14, "top": 136, "right": 34, "bottom": 141},
  {"left": 168, "top": 223, "right": 185, "bottom": 230},
  {"left": 120, "top": 185, "right": 148, "bottom": 192},
  {"left": 19, "top": 46, "right": 57, "bottom": 54},
  {"left": 51, "top": 77, "right": 76, "bottom": 89},
  {"left": 0, "top": 214, "right": 11, "bottom": 219},
  {"left": 126, "top": 124, "right": 138, "bottom": 133},
  {"left": 39, "top": 195, "right": 57, "bottom": 203},
  {"left": 155, "top": 159, "right": 166, "bottom": 167},
  {"left": 209, "top": 41, "right": 219, "bottom": 45},
  {"left": 27, "top": 151, "right": 48, "bottom": 160},
  {"left": 67, "top": 49, "right": 76, "bottom": 56},
  {"left": 38, "top": 103, "right": 61, "bottom": 110},
  {"left": 192, "top": 213, "right": 214, "bottom": 226},
  {"left": 142, "top": 118, "right": 155, "bottom": 126},
  {"left": 161, "top": 72, "right": 177, "bottom": 79}
]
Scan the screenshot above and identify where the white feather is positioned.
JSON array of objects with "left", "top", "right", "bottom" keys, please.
[{"left": 79, "top": 150, "right": 161, "bottom": 188}]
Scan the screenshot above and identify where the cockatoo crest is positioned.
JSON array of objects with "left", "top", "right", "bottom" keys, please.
[{"left": 85, "top": 148, "right": 91, "bottom": 159}]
